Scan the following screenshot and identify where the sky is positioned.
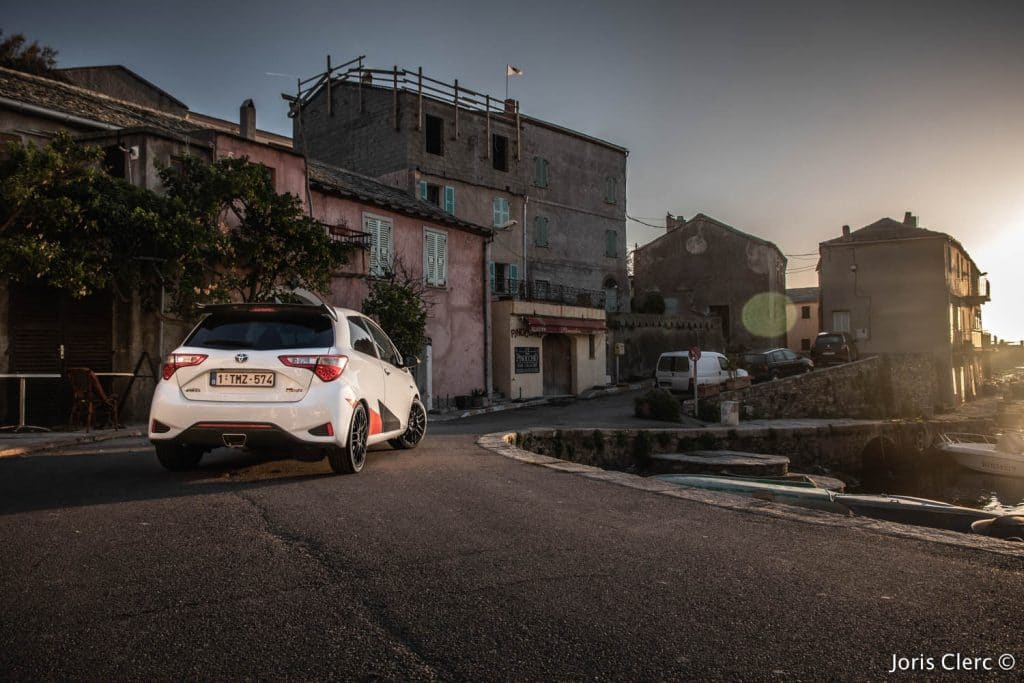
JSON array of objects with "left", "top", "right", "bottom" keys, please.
[{"left": 6, "top": 0, "right": 1024, "bottom": 338}]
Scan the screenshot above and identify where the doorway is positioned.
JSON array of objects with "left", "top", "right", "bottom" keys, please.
[
  {"left": 6, "top": 284, "right": 113, "bottom": 426},
  {"left": 542, "top": 334, "right": 573, "bottom": 395}
]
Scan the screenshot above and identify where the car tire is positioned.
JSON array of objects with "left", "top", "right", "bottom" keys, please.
[
  {"left": 389, "top": 400, "right": 427, "bottom": 450},
  {"left": 770, "top": 370, "right": 780, "bottom": 381},
  {"left": 154, "top": 443, "right": 204, "bottom": 471},
  {"left": 330, "top": 402, "right": 368, "bottom": 475}
]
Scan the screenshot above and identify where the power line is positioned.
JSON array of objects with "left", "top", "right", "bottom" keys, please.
[{"left": 626, "top": 213, "right": 665, "bottom": 230}]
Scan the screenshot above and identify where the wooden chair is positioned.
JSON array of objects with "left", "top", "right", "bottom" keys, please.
[{"left": 66, "top": 367, "right": 119, "bottom": 432}]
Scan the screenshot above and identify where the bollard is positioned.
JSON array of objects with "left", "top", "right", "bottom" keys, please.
[{"left": 721, "top": 401, "right": 740, "bottom": 426}]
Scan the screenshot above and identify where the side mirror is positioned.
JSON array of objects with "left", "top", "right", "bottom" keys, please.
[{"left": 402, "top": 356, "right": 421, "bottom": 369}]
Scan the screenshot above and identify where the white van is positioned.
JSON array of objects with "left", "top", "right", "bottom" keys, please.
[{"left": 655, "top": 351, "right": 748, "bottom": 393}]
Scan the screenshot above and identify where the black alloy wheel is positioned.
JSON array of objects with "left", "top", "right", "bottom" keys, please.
[
  {"left": 330, "top": 403, "right": 368, "bottom": 474},
  {"left": 390, "top": 400, "right": 427, "bottom": 450}
]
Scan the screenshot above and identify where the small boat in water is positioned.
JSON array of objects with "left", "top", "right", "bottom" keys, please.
[
  {"left": 833, "top": 493, "right": 996, "bottom": 533},
  {"left": 937, "top": 431, "right": 1024, "bottom": 478},
  {"left": 655, "top": 474, "right": 849, "bottom": 514},
  {"left": 656, "top": 474, "right": 1001, "bottom": 533}
]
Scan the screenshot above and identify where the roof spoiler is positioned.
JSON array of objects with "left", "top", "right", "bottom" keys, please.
[{"left": 196, "top": 302, "right": 339, "bottom": 321}]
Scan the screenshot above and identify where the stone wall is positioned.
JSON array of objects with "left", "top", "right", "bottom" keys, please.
[
  {"left": 514, "top": 422, "right": 933, "bottom": 478},
  {"left": 608, "top": 313, "right": 724, "bottom": 381},
  {"left": 704, "top": 353, "right": 941, "bottom": 420}
]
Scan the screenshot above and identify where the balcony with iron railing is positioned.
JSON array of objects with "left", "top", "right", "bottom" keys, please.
[
  {"left": 323, "top": 221, "right": 371, "bottom": 249},
  {"left": 492, "top": 278, "right": 607, "bottom": 310}
]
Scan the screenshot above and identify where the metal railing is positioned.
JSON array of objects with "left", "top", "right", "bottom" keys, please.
[
  {"left": 493, "top": 279, "right": 607, "bottom": 309},
  {"left": 322, "top": 221, "right": 371, "bottom": 249},
  {"left": 288, "top": 56, "right": 517, "bottom": 119}
]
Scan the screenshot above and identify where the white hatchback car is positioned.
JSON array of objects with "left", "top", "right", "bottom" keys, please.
[{"left": 148, "top": 302, "right": 426, "bottom": 474}]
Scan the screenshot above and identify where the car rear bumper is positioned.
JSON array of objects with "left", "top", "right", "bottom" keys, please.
[{"left": 148, "top": 378, "right": 356, "bottom": 449}]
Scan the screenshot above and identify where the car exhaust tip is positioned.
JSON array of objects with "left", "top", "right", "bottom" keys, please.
[{"left": 222, "top": 433, "right": 247, "bottom": 448}]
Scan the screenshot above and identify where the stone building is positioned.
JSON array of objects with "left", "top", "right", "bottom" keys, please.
[
  {"left": 286, "top": 61, "right": 627, "bottom": 397},
  {"left": 818, "top": 213, "right": 990, "bottom": 406},
  {"left": 785, "top": 287, "right": 820, "bottom": 352},
  {"left": 631, "top": 213, "right": 787, "bottom": 352}
]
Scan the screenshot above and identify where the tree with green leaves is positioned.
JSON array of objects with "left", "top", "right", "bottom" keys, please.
[
  {"left": 0, "top": 30, "right": 64, "bottom": 79},
  {"left": 1, "top": 134, "right": 355, "bottom": 317},
  {"left": 159, "top": 155, "right": 353, "bottom": 310},
  {"left": 0, "top": 133, "right": 171, "bottom": 300},
  {"left": 362, "top": 261, "right": 431, "bottom": 363}
]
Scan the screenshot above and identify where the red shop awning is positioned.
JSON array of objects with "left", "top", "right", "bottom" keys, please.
[{"left": 523, "top": 315, "right": 607, "bottom": 335}]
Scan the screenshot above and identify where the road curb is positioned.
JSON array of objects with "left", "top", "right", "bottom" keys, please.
[
  {"left": 475, "top": 431, "right": 1024, "bottom": 558},
  {"left": 0, "top": 428, "right": 145, "bottom": 459},
  {"left": 429, "top": 380, "right": 652, "bottom": 423}
]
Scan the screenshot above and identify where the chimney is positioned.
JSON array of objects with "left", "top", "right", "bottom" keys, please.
[
  {"left": 842, "top": 224, "right": 850, "bottom": 238},
  {"left": 903, "top": 211, "right": 917, "bottom": 227},
  {"left": 503, "top": 98, "right": 519, "bottom": 114},
  {"left": 239, "top": 99, "right": 256, "bottom": 140},
  {"left": 666, "top": 213, "right": 685, "bottom": 232}
]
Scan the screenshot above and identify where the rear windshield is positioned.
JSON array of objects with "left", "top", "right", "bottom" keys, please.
[
  {"left": 657, "top": 356, "right": 689, "bottom": 372},
  {"left": 816, "top": 334, "right": 844, "bottom": 345},
  {"left": 185, "top": 314, "right": 334, "bottom": 350}
]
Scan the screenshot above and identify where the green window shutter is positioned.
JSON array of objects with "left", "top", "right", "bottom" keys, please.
[
  {"left": 534, "top": 216, "right": 549, "bottom": 246},
  {"left": 605, "top": 229, "right": 617, "bottom": 258},
  {"left": 443, "top": 186, "right": 455, "bottom": 214},
  {"left": 493, "top": 197, "right": 509, "bottom": 226},
  {"left": 509, "top": 264, "right": 519, "bottom": 293},
  {"left": 488, "top": 261, "right": 496, "bottom": 292},
  {"left": 419, "top": 180, "right": 428, "bottom": 200}
]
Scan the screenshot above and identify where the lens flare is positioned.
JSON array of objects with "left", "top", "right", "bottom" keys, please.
[{"left": 741, "top": 292, "right": 789, "bottom": 339}]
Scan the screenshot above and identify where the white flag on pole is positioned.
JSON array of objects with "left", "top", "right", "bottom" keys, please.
[{"left": 506, "top": 65, "right": 523, "bottom": 76}]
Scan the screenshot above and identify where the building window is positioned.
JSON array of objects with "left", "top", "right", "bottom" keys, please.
[
  {"left": 832, "top": 310, "right": 851, "bottom": 333},
  {"left": 489, "top": 261, "right": 519, "bottom": 294},
  {"left": 604, "top": 176, "right": 618, "bottom": 204},
  {"left": 605, "top": 229, "right": 618, "bottom": 258},
  {"left": 423, "top": 228, "right": 448, "bottom": 288},
  {"left": 533, "top": 215, "right": 549, "bottom": 247},
  {"left": 363, "top": 213, "right": 393, "bottom": 277},
  {"left": 418, "top": 182, "right": 455, "bottom": 214},
  {"left": 801, "top": 338, "right": 811, "bottom": 351},
  {"left": 533, "top": 156, "right": 549, "bottom": 187},
  {"left": 801, "top": 305, "right": 811, "bottom": 319},
  {"left": 492, "top": 134, "right": 509, "bottom": 172},
  {"left": 425, "top": 115, "right": 444, "bottom": 155},
  {"left": 493, "top": 197, "right": 510, "bottom": 227},
  {"left": 589, "top": 334, "right": 596, "bottom": 359},
  {"left": 103, "top": 145, "right": 127, "bottom": 179}
]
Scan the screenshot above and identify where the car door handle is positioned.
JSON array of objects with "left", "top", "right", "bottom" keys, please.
[{"left": 383, "top": 368, "right": 391, "bottom": 376}]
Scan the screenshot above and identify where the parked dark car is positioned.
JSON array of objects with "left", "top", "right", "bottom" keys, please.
[
  {"left": 810, "top": 331, "right": 859, "bottom": 367},
  {"left": 741, "top": 348, "right": 814, "bottom": 382}
]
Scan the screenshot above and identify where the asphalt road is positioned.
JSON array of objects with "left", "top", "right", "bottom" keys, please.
[{"left": 2, "top": 396, "right": 1023, "bottom": 680}]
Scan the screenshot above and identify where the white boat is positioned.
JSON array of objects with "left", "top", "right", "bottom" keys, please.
[{"left": 937, "top": 431, "right": 1024, "bottom": 478}]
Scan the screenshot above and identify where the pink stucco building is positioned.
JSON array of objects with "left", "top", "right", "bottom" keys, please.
[{"left": 209, "top": 132, "right": 491, "bottom": 407}]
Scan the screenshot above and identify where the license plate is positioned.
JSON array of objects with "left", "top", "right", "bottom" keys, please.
[{"left": 210, "top": 371, "right": 275, "bottom": 387}]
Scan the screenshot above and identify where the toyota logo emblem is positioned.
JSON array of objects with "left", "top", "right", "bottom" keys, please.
[{"left": 235, "top": 353, "right": 249, "bottom": 364}]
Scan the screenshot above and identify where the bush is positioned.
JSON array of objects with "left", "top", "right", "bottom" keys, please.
[
  {"left": 634, "top": 389, "right": 681, "bottom": 422},
  {"left": 634, "top": 291, "right": 666, "bottom": 315}
]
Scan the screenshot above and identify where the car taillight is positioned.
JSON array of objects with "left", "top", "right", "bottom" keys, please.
[
  {"left": 279, "top": 355, "right": 349, "bottom": 382},
  {"left": 161, "top": 354, "right": 208, "bottom": 380}
]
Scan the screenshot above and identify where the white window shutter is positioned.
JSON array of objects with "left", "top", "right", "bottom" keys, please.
[{"left": 437, "top": 231, "right": 447, "bottom": 286}]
